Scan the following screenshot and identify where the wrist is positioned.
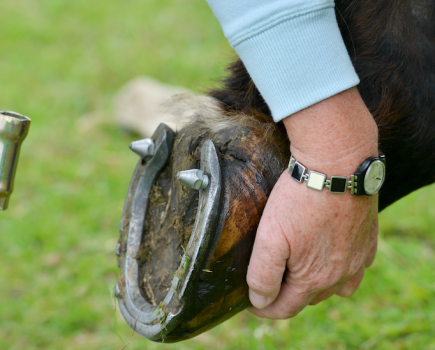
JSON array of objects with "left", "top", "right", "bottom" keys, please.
[{"left": 282, "top": 87, "right": 378, "bottom": 176}]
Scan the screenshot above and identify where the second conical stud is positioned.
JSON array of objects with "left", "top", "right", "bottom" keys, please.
[{"left": 177, "top": 169, "right": 209, "bottom": 190}]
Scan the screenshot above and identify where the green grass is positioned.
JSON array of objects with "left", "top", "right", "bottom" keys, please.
[{"left": 1, "top": 1, "right": 434, "bottom": 349}]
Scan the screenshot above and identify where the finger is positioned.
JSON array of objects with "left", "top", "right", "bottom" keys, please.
[
  {"left": 247, "top": 215, "right": 290, "bottom": 309},
  {"left": 247, "top": 280, "right": 316, "bottom": 319},
  {"left": 336, "top": 265, "right": 365, "bottom": 297},
  {"left": 365, "top": 216, "right": 379, "bottom": 268},
  {"left": 309, "top": 284, "right": 342, "bottom": 305}
]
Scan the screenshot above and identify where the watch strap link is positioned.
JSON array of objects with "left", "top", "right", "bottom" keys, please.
[{"left": 288, "top": 155, "right": 359, "bottom": 194}]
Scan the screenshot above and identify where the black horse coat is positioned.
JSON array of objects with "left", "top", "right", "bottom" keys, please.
[{"left": 209, "top": 0, "right": 435, "bottom": 211}]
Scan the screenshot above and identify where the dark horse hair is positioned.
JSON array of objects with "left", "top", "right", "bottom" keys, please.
[{"left": 209, "top": 0, "right": 435, "bottom": 211}]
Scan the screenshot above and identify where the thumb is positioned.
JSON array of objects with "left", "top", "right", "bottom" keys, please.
[{"left": 247, "top": 211, "right": 290, "bottom": 309}]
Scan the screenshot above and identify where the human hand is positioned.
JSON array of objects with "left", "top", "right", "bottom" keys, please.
[{"left": 247, "top": 87, "right": 380, "bottom": 318}]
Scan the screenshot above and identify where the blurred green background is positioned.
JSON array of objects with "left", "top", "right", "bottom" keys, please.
[{"left": 1, "top": 1, "right": 434, "bottom": 349}]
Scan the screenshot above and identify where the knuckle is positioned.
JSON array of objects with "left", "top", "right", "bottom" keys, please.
[
  {"left": 313, "top": 275, "right": 341, "bottom": 291},
  {"left": 274, "top": 307, "right": 300, "bottom": 320},
  {"left": 290, "top": 275, "right": 331, "bottom": 294},
  {"left": 334, "top": 261, "right": 364, "bottom": 282},
  {"left": 339, "top": 271, "right": 354, "bottom": 282},
  {"left": 246, "top": 276, "right": 277, "bottom": 296},
  {"left": 312, "top": 280, "right": 330, "bottom": 292},
  {"left": 337, "top": 281, "right": 359, "bottom": 297},
  {"left": 339, "top": 287, "right": 356, "bottom": 298},
  {"left": 311, "top": 271, "right": 353, "bottom": 292},
  {"left": 345, "top": 261, "right": 364, "bottom": 279}
]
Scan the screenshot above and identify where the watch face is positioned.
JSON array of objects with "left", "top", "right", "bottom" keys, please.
[{"left": 364, "top": 160, "right": 386, "bottom": 195}]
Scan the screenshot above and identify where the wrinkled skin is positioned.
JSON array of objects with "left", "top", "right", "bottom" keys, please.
[{"left": 247, "top": 87, "right": 380, "bottom": 318}]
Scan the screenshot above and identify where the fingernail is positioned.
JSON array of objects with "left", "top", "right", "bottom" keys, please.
[{"left": 249, "top": 289, "right": 270, "bottom": 309}]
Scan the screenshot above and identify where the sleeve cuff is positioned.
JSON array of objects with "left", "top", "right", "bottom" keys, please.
[{"left": 230, "top": 5, "right": 360, "bottom": 122}]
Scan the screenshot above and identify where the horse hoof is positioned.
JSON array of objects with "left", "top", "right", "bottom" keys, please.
[{"left": 115, "top": 100, "right": 289, "bottom": 342}]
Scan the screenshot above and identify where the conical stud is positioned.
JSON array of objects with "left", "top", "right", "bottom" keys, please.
[
  {"left": 177, "top": 169, "right": 209, "bottom": 190},
  {"left": 129, "top": 138, "right": 155, "bottom": 158}
]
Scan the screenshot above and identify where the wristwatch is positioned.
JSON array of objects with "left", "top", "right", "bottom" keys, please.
[{"left": 288, "top": 154, "right": 386, "bottom": 195}]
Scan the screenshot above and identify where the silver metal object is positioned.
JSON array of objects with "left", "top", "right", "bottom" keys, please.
[
  {"left": 0, "top": 111, "right": 31, "bottom": 210},
  {"left": 117, "top": 123, "right": 222, "bottom": 341},
  {"left": 176, "top": 169, "right": 209, "bottom": 190},
  {"left": 307, "top": 171, "right": 326, "bottom": 191},
  {"left": 288, "top": 156, "right": 296, "bottom": 172},
  {"left": 350, "top": 175, "right": 357, "bottom": 195},
  {"left": 115, "top": 286, "right": 123, "bottom": 298},
  {"left": 115, "top": 243, "right": 121, "bottom": 256},
  {"left": 289, "top": 155, "right": 356, "bottom": 194},
  {"left": 129, "top": 138, "right": 155, "bottom": 158}
]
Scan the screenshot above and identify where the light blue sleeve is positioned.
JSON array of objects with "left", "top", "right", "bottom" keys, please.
[{"left": 206, "top": 0, "right": 360, "bottom": 122}]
